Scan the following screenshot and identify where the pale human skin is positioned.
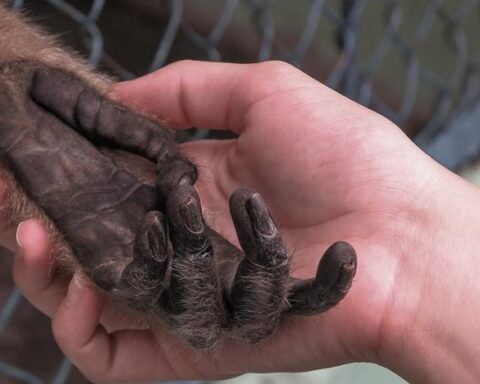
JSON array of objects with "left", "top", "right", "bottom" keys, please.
[{"left": 4, "top": 60, "right": 480, "bottom": 383}]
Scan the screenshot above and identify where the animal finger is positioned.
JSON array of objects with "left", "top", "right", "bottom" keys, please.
[
  {"left": 30, "top": 67, "right": 197, "bottom": 199},
  {"left": 166, "top": 185, "right": 224, "bottom": 348},
  {"left": 229, "top": 187, "right": 289, "bottom": 342},
  {"left": 288, "top": 241, "right": 357, "bottom": 315},
  {"left": 119, "top": 211, "right": 172, "bottom": 311}
]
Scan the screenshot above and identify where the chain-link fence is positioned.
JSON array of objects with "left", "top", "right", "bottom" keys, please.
[{"left": 1, "top": 0, "right": 479, "bottom": 383}]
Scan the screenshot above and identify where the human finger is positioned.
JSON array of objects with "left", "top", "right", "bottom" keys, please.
[
  {"left": 13, "top": 219, "right": 68, "bottom": 317},
  {"left": 52, "top": 278, "right": 196, "bottom": 383},
  {"left": 113, "top": 60, "right": 314, "bottom": 133}
]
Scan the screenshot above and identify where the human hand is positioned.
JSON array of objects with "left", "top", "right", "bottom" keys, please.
[{"left": 10, "top": 61, "right": 480, "bottom": 383}]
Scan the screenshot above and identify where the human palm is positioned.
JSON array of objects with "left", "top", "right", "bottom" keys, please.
[{"left": 10, "top": 60, "right": 447, "bottom": 382}]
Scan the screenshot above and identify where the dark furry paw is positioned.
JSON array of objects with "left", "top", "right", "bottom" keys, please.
[
  {"left": 159, "top": 186, "right": 357, "bottom": 347},
  {"left": 0, "top": 60, "right": 357, "bottom": 349}
]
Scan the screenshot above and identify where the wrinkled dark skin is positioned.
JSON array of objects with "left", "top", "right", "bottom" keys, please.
[{"left": 0, "top": 60, "right": 357, "bottom": 348}]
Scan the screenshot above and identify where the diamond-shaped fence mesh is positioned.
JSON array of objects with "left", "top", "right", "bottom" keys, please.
[{"left": 1, "top": 0, "right": 479, "bottom": 383}]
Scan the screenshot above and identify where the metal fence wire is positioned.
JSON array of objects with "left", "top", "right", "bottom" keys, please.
[{"left": 0, "top": 0, "right": 479, "bottom": 383}]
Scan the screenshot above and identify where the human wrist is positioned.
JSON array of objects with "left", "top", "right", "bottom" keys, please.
[{"left": 379, "top": 167, "right": 480, "bottom": 383}]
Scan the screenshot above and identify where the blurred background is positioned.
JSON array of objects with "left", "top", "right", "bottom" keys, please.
[{"left": 1, "top": 0, "right": 479, "bottom": 383}]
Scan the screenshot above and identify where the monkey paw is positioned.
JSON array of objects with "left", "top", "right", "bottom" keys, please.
[
  {"left": 146, "top": 185, "right": 357, "bottom": 348},
  {"left": 0, "top": 60, "right": 357, "bottom": 349}
]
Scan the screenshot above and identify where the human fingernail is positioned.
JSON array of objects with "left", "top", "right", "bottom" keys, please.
[
  {"left": 15, "top": 221, "right": 25, "bottom": 248},
  {"left": 64, "top": 278, "right": 81, "bottom": 308}
]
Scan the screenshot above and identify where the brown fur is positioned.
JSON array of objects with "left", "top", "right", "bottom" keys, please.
[
  {"left": 0, "top": 2, "right": 159, "bottom": 275},
  {"left": 0, "top": 2, "right": 107, "bottom": 275},
  {"left": 0, "top": 3, "right": 109, "bottom": 88}
]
